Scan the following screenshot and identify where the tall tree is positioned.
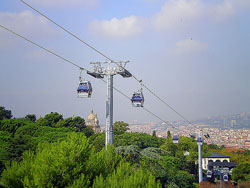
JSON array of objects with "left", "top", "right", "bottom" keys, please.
[
  {"left": 113, "top": 121, "right": 129, "bottom": 134},
  {"left": 0, "top": 119, "right": 35, "bottom": 136},
  {"left": 1, "top": 133, "right": 93, "bottom": 187},
  {"left": 37, "top": 112, "right": 63, "bottom": 127},
  {"left": 56, "top": 116, "right": 85, "bottom": 130},
  {"left": 56, "top": 116, "right": 93, "bottom": 137},
  {"left": 0, "top": 106, "right": 12, "bottom": 120},
  {"left": 152, "top": 130, "right": 157, "bottom": 137},
  {"left": 24, "top": 114, "right": 36, "bottom": 122},
  {"left": 92, "top": 162, "right": 161, "bottom": 188},
  {"left": 167, "top": 131, "right": 171, "bottom": 139},
  {"left": 232, "top": 162, "right": 250, "bottom": 182}
]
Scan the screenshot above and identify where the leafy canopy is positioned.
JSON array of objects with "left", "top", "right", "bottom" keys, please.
[{"left": 0, "top": 106, "right": 12, "bottom": 120}]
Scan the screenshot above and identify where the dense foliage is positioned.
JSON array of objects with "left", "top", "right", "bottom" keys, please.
[
  {"left": 0, "top": 106, "right": 12, "bottom": 120},
  {"left": 1, "top": 133, "right": 161, "bottom": 188},
  {"left": 1, "top": 107, "right": 250, "bottom": 187},
  {"left": 232, "top": 162, "right": 250, "bottom": 182},
  {"left": 0, "top": 111, "right": 93, "bottom": 176}
]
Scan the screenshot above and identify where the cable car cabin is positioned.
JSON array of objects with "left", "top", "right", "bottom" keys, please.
[
  {"left": 197, "top": 137, "right": 203, "bottom": 143},
  {"left": 77, "top": 81, "right": 92, "bottom": 98},
  {"left": 204, "top": 133, "right": 210, "bottom": 138},
  {"left": 190, "top": 133, "right": 196, "bottom": 139},
  {"left": 223, "top": 174, "right": 228, "bottom": 182},
  {"left": 173, "top": 135, "right": 179, "bottom": 144},
  {"left": 207, "top": 170, "right": 212, "bottom": 178},
  {"left": 131, "top": 92, "right": 144, "bottom": 107}
]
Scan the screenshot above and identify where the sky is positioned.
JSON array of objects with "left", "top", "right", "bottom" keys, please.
[{"left": 0, "top": 0, "right": 250, "bottom": 125}]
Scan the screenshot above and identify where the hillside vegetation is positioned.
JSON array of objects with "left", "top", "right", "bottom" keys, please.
[{"left": 0, "top": 106, "right": 250, "bottom": 188}]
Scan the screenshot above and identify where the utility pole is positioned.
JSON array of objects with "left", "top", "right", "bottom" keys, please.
[
  {"left": 197, "top": 130, "right": 203, "bottom": 183},
  {"left": 87, "top": 61, "right": 131, "bottom": 148}
]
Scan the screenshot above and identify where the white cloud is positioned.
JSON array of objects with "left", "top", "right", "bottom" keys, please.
[
  {"left": 213, "top": 0, "right": 250, "bottom": 22},
  {"left": 88, "top": 0, "right": 250, "bottom": 38},
  {"left": 214, "top": 1, "right": 235, "bottom": 21},
  {"left": 152, "top": 0, "right": 250, "bottom": 31},
  {"left": 89, "top": 16, "right": 146, "bottom": 38},
  {"left": 0, "top": 11, "right": 57, "bottom": 47},
  {"left": 171, "top": 39, "right": 207, "bottom": 55},
  {"left": 29, "top": 0, "right": 99, "bottom": 8},
  {"left": 152, "top": 0, "right": 204, "bottom": 31},
  {"left": 0, "top": 11, "right": 57, "bottom": 36}
]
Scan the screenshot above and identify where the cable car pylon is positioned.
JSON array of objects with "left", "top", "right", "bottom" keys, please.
[{"left": 87, "top": 60, "right": 131, "bottom": 148}]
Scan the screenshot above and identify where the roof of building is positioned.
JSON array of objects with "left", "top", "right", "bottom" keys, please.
[
  {"left": 87, "top": 109, "right": 96, "bottom": 120},
  {"left": 208, "top": 161, "right": 237, "bottom": 167},
  {"left": 224, "top": 148, "right": 245, "bottom": 152},
  {"left": 206, "top": 151, "right": 230, "bottom": 158}
]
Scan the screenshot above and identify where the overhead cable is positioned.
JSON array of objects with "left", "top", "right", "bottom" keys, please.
[
  {"left": 20, "top": 0, "right": 113, "bottom": 62},
  {"left": 0, "top": 24, "right": 176, "bottom": 129},
  {"left": 19, "top": 0, "right": 194, "bottom": 126},
  {"left": 0, "top": 24, "right": 84, "bottom": 70},
  {"left": 100, "top": 79, "right": 174, "bottom": 127}
]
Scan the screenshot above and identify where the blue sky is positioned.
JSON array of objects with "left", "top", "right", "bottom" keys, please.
[{"left": 0, "top": 0, "right": 250, "bottom": 124}]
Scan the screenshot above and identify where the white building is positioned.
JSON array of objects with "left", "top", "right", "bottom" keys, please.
[{"left": 202, "top": 151, "right": 230, "bottom": 170}]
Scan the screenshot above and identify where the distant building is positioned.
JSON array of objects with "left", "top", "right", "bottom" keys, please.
[
  {"left": 202, "top": 151, "right": 237, "bottom": 174},
  {"left": 86, "top": 110, "right": 101, "bottom": 133},
  {"left": 230, "top": 120, "right": 236, "bottom": 127}
]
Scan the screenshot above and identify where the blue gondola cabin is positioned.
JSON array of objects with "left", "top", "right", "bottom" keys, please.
[
  {"left": 77, "top": 81, "right": 92, "bottom": 98},
  {"left": 131, "top": 92, "right": 144, "bottom": 107}
]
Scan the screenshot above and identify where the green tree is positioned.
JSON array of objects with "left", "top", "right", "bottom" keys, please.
[
  {"left": 85, "top": 146, "right": 123, "bottom": 184},
  {"left": 8, "top": 125, "right": 74, "bottom": 164},
  {"left": 1, "top": 150, "right": 34, "bottom": 188},
  {"left": 92, "top": 162, "right": 161, "bottom": 188},
  {"left": 152, "top": 130, "right": 157, "bottom": 137},
  {"left": 178, "top": 136, "right": 197, "bottom": 153},
  {"left": 0, "top": 106, "right": 12, "bottom": 120},
  {"left": 37, "top": 112, "right": 63, "bottom": 127},
  {"left": 24, "top": 114, "right": 36, "bottom": 122},
  {"left": 160, "top": 138, "right": 178, "bottom": 157},
  {"left": 115, "top": 145, "right": 141, "bottom": 163},
  {"left": 167, "top": 131, "right": 171, "bottom": 138},
  {"left": 0, "top": 131, "right": 14, "bottom": 173},
  {"left": 56, "top": 116, "right": 85, "bottom": 129},
  {"left": 207, "top": 144, "right": 219, "bottom": 150},
  {"left": 32, "top": 126, "right": 74, "bottom": 144},
  {"left": 140, "top": 147, "right": 182, "bottom": 186},
  {"left": 232, "top": 162, "right": 250, "bottom": 182},
  {"left": 114, "top": 132, "right": 164, "bottom": 149},
  {"left": 0, "top": 119, "right": 35, "bottom": 136},
  {"left": 1, "top": 133, "right": 138, "bottom": 188},
  {"left": 1, "top": 133, "right": 93, "bottom": 188},
  {"left": 169, "top": 170, "right": 195, "bottom": 188},
  {"left": 11, "top": 124, "right": 38, "bottom": 158},
  {"left": 113, "top": 121, "right": 129, "bottom": 134},
  {"left": 89, "top": 133, "right": 105, "bottom": 152},
  {"left": 140, "top": 147, "right": 169, "bottom": 161},
  {"left": 55, "top": 116, "right": 93, "bottom": 137}
]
